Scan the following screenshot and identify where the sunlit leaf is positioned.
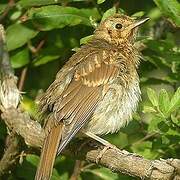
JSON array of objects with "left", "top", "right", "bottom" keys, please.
[
  {"left": 97, "top": 0, "right": 106, "bottom": 4},
  {"left": 154, "top": 0, "right": 180, "bottom": 26},
  {"left": 28, "top": 6, "right": 100, "bottom": 31},
  {"left": 143, "top": 106, "right": 157, "bottom": 113},
  {"left": 80, "top": 35, "right": 93, "bottom": 45},
  {"left": 26, "top": 154, "right": 39, "bottom": 166},
  {"left": 10, "top": 47, "right": 30, "bottom": 68},
  {"left": 158, "top": 89, "right": 170, "bottom": 115},
  {"left": 148, "top": 117, "right": 163, "bottom": 133},
  {"left": 6, "top": 23, "right": 38, "bottom": 51},
  {"left": 168, "top": 87, "right": 180, "bottom": 113},
  {"left": 131, "top": 141, "right": 158, "bottom": 159},
  {"left": 147, "top": 88, "right": 159, "bottom": 107},
  {"left": 101, "top": 7, "right": 116, "bottom": 21},
  {"left": 132, "top": 11, "right": 145, "bottom": 18},
  {"left": 32, "top": 47, "right": 62, "bottom": 66},
  {"left": 18, "top": 0, "right": 62, "bottom": 8}
]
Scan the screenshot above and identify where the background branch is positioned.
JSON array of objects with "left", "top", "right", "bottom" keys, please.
[
  {"left": 0, "top": 24, "right": 22, "bottom": 176},
  {"left": 0, "top": 133, "right": 19, "bottom": 176}
]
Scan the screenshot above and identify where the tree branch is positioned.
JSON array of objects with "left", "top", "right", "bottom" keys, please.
[
  {"left": 66, "top": 142, "right": 180, "bottom": 180},
  {"left": 1, "top": 108, "right": 44, "bottom": 148},
  {"left": 0, "top": 24, "right": 22, "bottom": 176},
  {"left": 70, "top": 160, "right": 84, "bottom": 180},
  {"left": 1, "top": 107, "right": 180, "bottom": 180},
  {"left": 0, "top": 133, "right": 19, "bottom": 176}
]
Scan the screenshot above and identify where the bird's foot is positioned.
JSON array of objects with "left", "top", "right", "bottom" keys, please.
[
  {"left": 83, "top": 131, "right": 120, "bottom": 163},
  {"left": 96, "top": 143, "right": 118, "bottom": 164}
]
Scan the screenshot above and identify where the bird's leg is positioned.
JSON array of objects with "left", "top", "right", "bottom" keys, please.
[{"left": 83, "top": 131, "right": 119, "bottom": 163}]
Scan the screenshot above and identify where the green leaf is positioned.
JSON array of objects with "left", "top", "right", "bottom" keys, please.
[
  {"left": 51, "top": 169, "right": 62, "bottom": 180},
  {"left": 10, "top": 11, "right": 22, "bottom": 21},
  {"left": 143, "top": 106, "right": 157, "bottom": 113},
  {"left": 6, "top": 23, "right": 38, "bottom": 51},
  {"left": 107, "top": 132, "right": 128, "bottom": 148},
  {"left": 157, "top": 121, "right": 169, "bottom": 133},
  {"left": 21, "top": 96, "right": 38, "bottom": 119},
  {"left": 28, "top": 6, "right": 100, "bottom": 31},
  {"left": 18, "top": 0, "right": 62, "bottom": 8},
  {"left": 16, "top": 154, "right": 37, "bottom": 180},
  {"left": 168, "top": 87, "right": 180, "bottom": 113},
  {"left": 148, "top": 117, "right": 163, "bottom": 133},
  {"left": 0, "top": 3, "right": 7, "bottom": 14},
  {"left": 161, "top": 136, "right": 170, "bottom": 145},
  {"left": 26, "top": 154, "right": 39, "bottom": 166},
  {"left": 85, "top": 167, "right": 119, "bottom": 180},
  {"left": 33, "top": 51, "right": 61, "bottom": 66},
  {"left": 171, "top": 114, "right": 180, "bottom": 127},
  {"left": 32, "top": 46, "right": 63, "bottom": 66},
  {"left": 131, "top": 141, "right": 158, "bottom": 159},
  {"left": 147, "top": 88, "right": 159, "bottom": 107},
  {"left": 145, "top": 39, "right": 173, "bottom": 54},
  {"left": 148, "top": 7, "right": 162, "bottom": 20},
  {"left": 80, "top": 35, "right": 93, "bottom": 45},
  {"left": 154, "top": 0, "right": 180, "bottom": 27},
  {"left": 10, "top": 47, "right": 29, "bottom": 68},
  {"left": 131, "top": 11, "right": 145, "bottom": 18},
  {"left": 97, "top": 0, "right": 106, "bottom": 4},
  {"left": 101, "top": 7, "right": 116, "bottom": 21},
  {"left": 116, "top": 132, "right": 128, "bottom": 148},
  {"left": 158, "top": 89, "right": 170, "bottom": 115},
  {"left": 18, "top": 0, "right": 85, "bottom": 8}
]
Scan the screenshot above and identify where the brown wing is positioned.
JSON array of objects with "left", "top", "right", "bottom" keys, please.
[
  {"left": 54, "top": 50, "right": 119, "bottom": 154},
  {"left": 39, "top": 45, "right": 119, "bottom": 155}
]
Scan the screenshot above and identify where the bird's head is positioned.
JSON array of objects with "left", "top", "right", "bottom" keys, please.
[{"left": 95, "top": 14, "right": 149, "bottom": 45}]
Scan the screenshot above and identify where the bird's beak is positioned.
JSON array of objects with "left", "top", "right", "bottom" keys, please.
[{"left": 128, "top": 17, "right": 150, "bottom": 30}]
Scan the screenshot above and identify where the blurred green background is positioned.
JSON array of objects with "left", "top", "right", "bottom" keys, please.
[{"left": 0, "top": 0, "right": 179, "bottom": 179}]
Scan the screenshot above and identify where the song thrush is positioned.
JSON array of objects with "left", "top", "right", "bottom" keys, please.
[{"left": 35, "top": 14, "right": 149, "bottom": 180}]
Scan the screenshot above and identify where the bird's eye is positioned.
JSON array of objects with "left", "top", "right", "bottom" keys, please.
[{"left": 115, "top": 23, "right": 123, "bottom": 29}]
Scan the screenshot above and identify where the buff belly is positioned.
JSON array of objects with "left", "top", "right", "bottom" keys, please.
[{"left": 83, "top": 80, "right": 141, "bottom": 135}]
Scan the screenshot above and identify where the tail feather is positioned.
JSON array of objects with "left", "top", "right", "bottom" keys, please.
[{"left": 35, "top": 124, "right": 62, "bottom": 180}]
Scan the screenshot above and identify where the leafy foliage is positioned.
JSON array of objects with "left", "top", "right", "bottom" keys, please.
[{"left": 0, "top": 0, "right": 179, "bottom": 179}]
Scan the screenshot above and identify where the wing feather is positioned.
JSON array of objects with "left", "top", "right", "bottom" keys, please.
[
  {"left": 41, "top": 47, "right": 119, "bottom": 154},
  {"left": 57, "top": 87, "right": 100, "bottom": 154}
]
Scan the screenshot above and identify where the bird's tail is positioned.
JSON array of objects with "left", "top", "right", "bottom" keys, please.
[{"left": 35, "top": 124, "right": 63, "bottom": 180}]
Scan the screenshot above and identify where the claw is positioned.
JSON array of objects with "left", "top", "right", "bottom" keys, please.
[{"left": 95, "top": 144, "right": 118, "bottom": 164}]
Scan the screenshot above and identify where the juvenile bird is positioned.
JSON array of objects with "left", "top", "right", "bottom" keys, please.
[{"left": 35, "top": 14, "right": 149, "bottom": 180}]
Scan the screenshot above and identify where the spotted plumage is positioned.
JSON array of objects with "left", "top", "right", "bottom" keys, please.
[{"left": 35, "top": 14, "right": 149, "bottom": 180}]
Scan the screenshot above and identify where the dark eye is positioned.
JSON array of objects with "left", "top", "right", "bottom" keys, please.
[{"left": 115, "top": 23, "right": 123, "bottom": 29}]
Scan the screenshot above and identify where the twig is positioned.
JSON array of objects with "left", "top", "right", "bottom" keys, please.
[
  {"left": 114, "top": 1, "right": 120, "bottom": 12},
  {"left": 0, "top": 0, "right": 15, "bottom": 23},
  {"left": 70, "top": 160, "right": 84, "bottom": 180},
  {"left": 18, "top": 67, "right": 28, "bottom": 91},
  {"left": 28, "top": 39, "right": 45, "bottom": 54},
  {"left": 132, "top": 132, "right": 158, "bottom": 145},
  {"left": 0, "top": 133, "right": 20, "bottom": 176}
]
